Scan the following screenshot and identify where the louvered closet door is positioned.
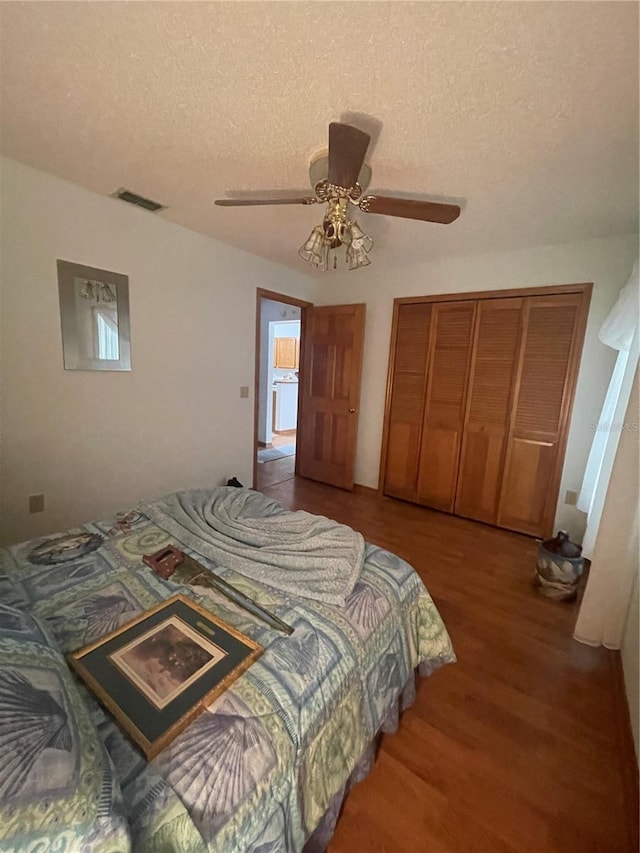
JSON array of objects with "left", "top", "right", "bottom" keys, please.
[
  {"left": 455, "top": 298, "right": 523, "bottom": 524},
  {"left": 384, "top": 303, "right": 432, "bottom": 500},
  {"left": 416, "top": 301, "right": 476, "bottom": 512},
  {"left": 497, "top": 294, "right": 583, "bottom": 536}
]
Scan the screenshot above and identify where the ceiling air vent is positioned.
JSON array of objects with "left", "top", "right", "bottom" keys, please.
[{"left": 112, "top": 188, "right": 165, "bottom": 212}]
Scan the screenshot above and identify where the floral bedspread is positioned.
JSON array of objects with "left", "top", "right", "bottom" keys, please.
[{"left": 0, "top": 490, "right": 455, "bottom": 852}]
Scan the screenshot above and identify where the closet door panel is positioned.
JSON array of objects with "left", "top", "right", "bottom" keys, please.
[
  {"left": 500, "top": 438, "right": 555, "bottom": 528},
  {"left": 455, "top": 298, "right": 523, "bottom": 524},
  {"left": 498, "top": 294, "right": 583, "bottom": 536},
  {"left": 456, "top": 428, "right": 509, "bottom": 521},
  {"left": 419, "top": 429, "right": 464, "bottom": 509},
  {"left": 417, "top": 301, "right": 476, "bottom": 512},
  {"left": 384, "top": 303, "right": 432, "bottom": 500}
]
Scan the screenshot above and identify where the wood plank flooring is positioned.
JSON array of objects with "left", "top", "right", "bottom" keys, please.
[
  {"left": 258, "top": 476, "right": 639, "bottom": 853},
  {"left": 256, "top": 434, "right": 296, "bottom": 488},
  {"left": 256, "top": 454, "right": 296, "bottom": 489}
]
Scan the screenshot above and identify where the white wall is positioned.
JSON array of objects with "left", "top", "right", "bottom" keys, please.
[
  {"left": 273, "top": 320, "right": 300, "bottom": 339},
  {"left": 316, "top": 234, "right": 639, "bottom": 541},
  {"left": 0, "top": 158, "right": 314, "bottom": 545}
]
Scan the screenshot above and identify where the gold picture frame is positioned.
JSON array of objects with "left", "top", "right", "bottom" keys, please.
[{"left": 69, "top": 594, "right": 263, "bottom": 758}]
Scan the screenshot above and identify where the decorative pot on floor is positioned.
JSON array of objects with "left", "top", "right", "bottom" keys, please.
[{"left": 535, "top": 531, "right": 584, "bottom": 601}]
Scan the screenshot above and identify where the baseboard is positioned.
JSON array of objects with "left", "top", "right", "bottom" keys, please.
[
  {"left": 611, "top": 650, "right": 640, "bottom": 851},
  {"left": 257, "top": 441, "right": 273, "bottom": 449}
]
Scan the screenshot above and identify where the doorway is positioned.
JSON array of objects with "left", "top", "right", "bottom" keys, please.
[{"left": 254, "top": 289, "right": 311, "bottom": 490}]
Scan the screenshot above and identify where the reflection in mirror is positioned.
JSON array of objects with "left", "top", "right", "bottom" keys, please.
[
  {"left": 58, "top": 261, "right": 131, "bottom": 371},
  {"left": 74, "top": 277, "right": 120, "bottom": 361}
]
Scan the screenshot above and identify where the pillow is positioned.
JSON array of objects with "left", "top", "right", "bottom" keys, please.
[{"left": 0, "top": 603, "right": 131, "bottom": 852}]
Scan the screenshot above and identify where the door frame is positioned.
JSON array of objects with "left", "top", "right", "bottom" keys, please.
[{"left": 253, "top": 288, "right": 313, "bottom": 490}]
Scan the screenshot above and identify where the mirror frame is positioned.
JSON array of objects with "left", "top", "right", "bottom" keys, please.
[{"left": 57, "top": 259, "right": 132, "bottom": 371}]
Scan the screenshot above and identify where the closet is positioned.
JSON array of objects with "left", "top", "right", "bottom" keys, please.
[{"left": 381, "top": 284, "right": 592, "bottom": 537}]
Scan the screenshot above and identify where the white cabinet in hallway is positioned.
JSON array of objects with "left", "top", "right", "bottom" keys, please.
[{"left": 273, "top": 381, "right": 298, "bottom": 432}]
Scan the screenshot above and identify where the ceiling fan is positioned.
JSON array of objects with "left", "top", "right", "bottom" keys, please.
[{"left": 215, "top": 122, "right": 461, "bottom": 271}]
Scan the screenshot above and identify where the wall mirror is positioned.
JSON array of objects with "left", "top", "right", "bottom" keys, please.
[{"left": 57, "top": 259, "right": 132, "bottom": 371}]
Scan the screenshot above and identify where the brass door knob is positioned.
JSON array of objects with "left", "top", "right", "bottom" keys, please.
[{"left": 349, "top": 407, "right": 357, "bottom": 413}]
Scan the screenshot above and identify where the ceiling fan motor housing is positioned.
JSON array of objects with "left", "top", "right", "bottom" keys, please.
[{"left": 309, "top": 150, "right": 373, "bottom": 193}]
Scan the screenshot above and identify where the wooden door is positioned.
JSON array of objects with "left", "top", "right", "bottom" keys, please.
[
  {"left": 383, "top": 302, "right": 432, "bottom": 501},
  {"left": 416, "top": 301, "right": 476, "bottom": 512},
  {"left": 497, "top": 293, "right": 585, "bottom": 536},
  {"left": 297, "top": 304, "right": 365, "bottom": 490},
  {"left": 455, "top": 298, "right": 523, "bottom": 524}
]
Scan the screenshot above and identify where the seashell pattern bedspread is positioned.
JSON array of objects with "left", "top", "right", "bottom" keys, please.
[{"left": 0, "top": 490, "right": 455, "bottom": 853}]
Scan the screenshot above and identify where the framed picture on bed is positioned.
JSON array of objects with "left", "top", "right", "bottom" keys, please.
[{"left": 69, "top": 594, "right": 263, "bottom": 758}]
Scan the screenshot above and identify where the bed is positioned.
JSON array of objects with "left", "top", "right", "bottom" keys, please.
[{"left": 0, "top": 486, "right": 455, "bottom": 852}]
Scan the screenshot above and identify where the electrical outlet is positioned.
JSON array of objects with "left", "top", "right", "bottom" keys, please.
[
  {"left": 240, "top": 386, "right": 249, "bottom": 398},
  {"left": 565, "top": 490, "right": 578, "bottom": 506},
  {"left": 29, "top": 494, "right": 45, "bottom": 513}
]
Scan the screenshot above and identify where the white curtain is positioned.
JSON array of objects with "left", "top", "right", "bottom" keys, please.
[
  {"left": 574, "top": 369, "right": 639, "bottom": 648},
  {"left": 574, "top": 261, "right": 639, "bottom": 648},
  {"left": 576, "top": 351, "right": 629, "bottom": 517},
  {"left": 577, "top": 261, "right": 639, "bottom": 557}
]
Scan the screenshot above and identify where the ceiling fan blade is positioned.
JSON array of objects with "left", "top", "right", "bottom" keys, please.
[
  {"left": 215, "top": 197, "right": 317, "bottom": 207},
  {"left": 360, "top": 195, "right": 461, "bottom": 224},
  {"left": 328, "top": 122, "right": 371, "bottom": 189}
]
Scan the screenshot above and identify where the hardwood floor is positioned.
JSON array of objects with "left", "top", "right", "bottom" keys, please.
[
  {"left": 256, "top": 433, "right": 297, "bottom": 489},
  {"left": 257, "top": 454, "right": 296, "bottom": 488},
  {"left": 258, "top": 476, "right": 639, "bottom": 853}
]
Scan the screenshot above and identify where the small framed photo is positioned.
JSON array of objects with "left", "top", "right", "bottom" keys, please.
[{"left": 69, "top": 594, "right": 263, "bottom": 758}]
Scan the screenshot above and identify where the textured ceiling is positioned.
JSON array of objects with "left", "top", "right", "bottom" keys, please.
[{"left": 1, "top": 1, "right": 638, "bottom": 273}]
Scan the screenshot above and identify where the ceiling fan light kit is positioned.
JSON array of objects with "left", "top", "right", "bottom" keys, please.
[
  {"left": 298, "top": 215, "right": 373, "bottom": 272},
  {"left": 298, "top": 182, "right": 374, "bottom": 271},
  {"left": 215, "top": 121, "right": 462, "bottom": 272}
]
